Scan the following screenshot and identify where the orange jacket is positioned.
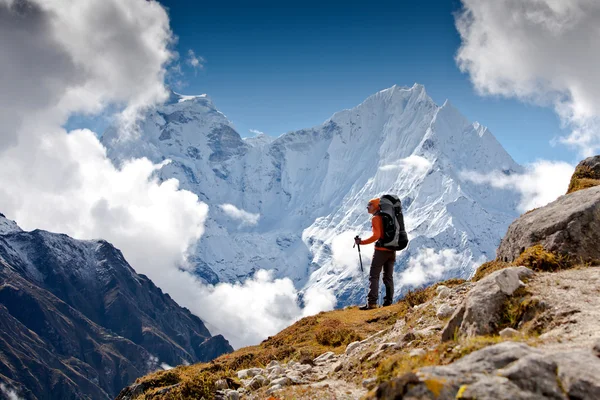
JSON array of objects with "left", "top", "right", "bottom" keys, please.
[{"left": 360, "top": 214, "right": 393, "bottom": 251}]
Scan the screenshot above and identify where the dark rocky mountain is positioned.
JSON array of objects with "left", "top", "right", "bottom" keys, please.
[{"left": 0, "top": 213, "right": 232, "bottom": 400}]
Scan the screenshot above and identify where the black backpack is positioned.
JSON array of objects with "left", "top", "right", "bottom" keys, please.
[{"left": 375, "top": 194, "right": 409, "bottom": 251}]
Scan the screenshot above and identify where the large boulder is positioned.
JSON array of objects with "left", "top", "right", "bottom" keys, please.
[
  {"left": 441, "top": 267, "right": 534, "bottom": 341},
  {"left": 496, "top": 185, "right": 600, "bottom": 263},
  {"left": 368, "top": 341, "right": 600, "bottom": 400}
]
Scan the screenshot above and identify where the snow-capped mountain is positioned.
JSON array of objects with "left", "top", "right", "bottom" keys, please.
[{"left": 102, "top": 84, "right": 522, "bottom": 305}]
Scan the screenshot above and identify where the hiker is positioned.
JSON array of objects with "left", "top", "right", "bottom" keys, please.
[{"left": 354, "top": 198, "right": 397, "bottom": 310}]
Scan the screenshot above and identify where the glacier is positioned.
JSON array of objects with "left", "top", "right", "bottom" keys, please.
[{"left": 102, "top": 84, "right": 522, "bottom": 306}]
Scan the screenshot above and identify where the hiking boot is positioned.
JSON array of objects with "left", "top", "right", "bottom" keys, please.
[
  {"left": 359, "top": 303, "right": 378, "bottom": 310},
  {"left": 382, "top": 301, "right": 393, "bottom": 307}
]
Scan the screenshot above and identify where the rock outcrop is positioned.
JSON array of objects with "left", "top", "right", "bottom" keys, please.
[
  {"left": 369, "top": 341, "right": 600, "bottom": 400},
  {"left": 496, "top": 185, "right": 600, "bottom": 263},
  {"left": 441, "top": 267, "right": 534, "bottom": 341},
  {"left": 0, "top": 214, "right": 233, "bottom": 400}
]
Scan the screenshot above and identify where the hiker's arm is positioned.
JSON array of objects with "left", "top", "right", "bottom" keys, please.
[{"left": 360, "top": 216, "right": 382, "bottom": 245}]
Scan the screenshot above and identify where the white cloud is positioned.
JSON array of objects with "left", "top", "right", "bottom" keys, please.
[
  {"left": 379, "top": 155, "right": 432, "bottom": 173},
  {"left": 461, "top": 160, "right": 574, "bottom": 212},
  {"left": 456, "top": 0, "right": 600, "bottom": 156},
  {"left": 0, "top": 384, "right": 22, "bottom": 400},
  {"left": 219, "top": 203, "right": 260, "bottom": 226},
  {"left": 400, "top": 248, "right": 480, "bottom": 288},
  {"left": 190, "top": 270, "right": 334, "bottom": 348},
  {"left": 330, "top": 231, "right": 373, "bottom": 274},
  {"left": 186, "top": 49, "right": 205, "bottom": 71},
  {"left": 249, "top": 129, "right": 265, "bottom": 135}
]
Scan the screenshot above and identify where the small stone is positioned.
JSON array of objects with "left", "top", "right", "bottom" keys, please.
[
  {"left": 247, "top": 375, "right": 268, "bottom": 390},
  {"left": 346, "top": 341, "right": 361, "bottom": 355},
  {"left": 409, "top": 349, "right": 426, "bottom": 357},
  {"left": 267, "top": 360, "right": 280, "bottom": 369},
  {"left": 314, "top": 351, "right": 336, "bottom": 363},
  {"left": 401, "top": 332, "right": 416, "bottom": 343},
  {"left": 593, "top": 339, "right": 600, "bottom": 357},
  {"left": 266, "top": 384, "right": 282, "bottom": 394},
  {"left": 437, "top": 286, "right": 451, "bottom": 299},
  {"left": 499, "top": 328, "right": 520, "bottom": 338},
  {"left": 294, "top": 364, "right": 312, "bottom": 374},
  {"left": 377, "top": 342, "right": 397, "bottom": 351},
  {"left": 333, "top": 362, "right": 343, "bottom": 372},
  {"left": 362, "top": 377, "right": 377, "bottom": 389},
  {"left": 225, "top": 390, "right": 239, "bottom": 400},
  {"left": 215, "top": 379, "right": 229, "bottom": 390},
  {"left": 267, "top": 366, "right": 284, "bottom": 378},
  {"left": 437, "top": 304, "right": 455, "bottom": 319},
  {"left": 435, "top": 285, "right": 449, "bottom": 294},
  {"left": 287, "top": 360, "right": 297, "bottom": 367},
  {"left": 360, "top": 351, "right": 374, "bottom": 362},
  {"left": 237, "top": 367, "right": 263, "bottom": 379},
  {"left": 368, "top": 350, "right": 384, "bottom": 361},
  {"left": 271, "top": 377, "right": 291, "bottom": 386}
]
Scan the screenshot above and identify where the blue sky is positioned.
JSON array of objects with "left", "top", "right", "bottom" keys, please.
[{"left": 154, "top": 0, "right": 576, "bottom": 166}]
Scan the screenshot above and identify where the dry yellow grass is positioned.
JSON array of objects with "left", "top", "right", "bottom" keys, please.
[
  {"left": 567, "top": 164, "right": 600, "bottom": 194},
  {"left": 125, "top": 301, "right": 414, "bottom": 399}
]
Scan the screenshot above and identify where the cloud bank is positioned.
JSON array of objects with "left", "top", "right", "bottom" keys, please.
[
  {"left": 461, "top": 160, "right": 574, "bottom": 212},
  {"left": 400, "top": 247, "right": 484, "bottom": 288},
  {"left": 456, "top": 0, "right": 600, "bottom": 156}
]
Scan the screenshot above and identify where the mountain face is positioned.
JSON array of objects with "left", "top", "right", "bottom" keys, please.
[
  {"left": 102, "top": 84, "right": 522, "bottom": 305},
  {"left": 0, "top": 213, "right": 233, "bottom": 400}
]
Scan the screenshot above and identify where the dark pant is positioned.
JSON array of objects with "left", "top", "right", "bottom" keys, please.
[{"left": 367, "top": 250, "right": 396, "bottom": 305}]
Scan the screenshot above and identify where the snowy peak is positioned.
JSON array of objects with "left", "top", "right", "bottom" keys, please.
[
  {"left": 0, "top": 213, "right": 22, "bottom": 235},
  {"left": 102, "top": 83, "right": 523, "bottom": 306}
]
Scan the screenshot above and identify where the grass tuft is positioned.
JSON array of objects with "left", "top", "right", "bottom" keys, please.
[
  {"left": 567, "top": 164, "right": 600, "bottom": 194},
  {"left": 514, "top": 245, "right": 571, "bottom": 272}
]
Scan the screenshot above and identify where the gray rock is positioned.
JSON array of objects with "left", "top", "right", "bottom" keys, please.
[
  {"left": 441, "top": 267, "right": 534, "bottom": 341},
  {"left": 497, "top": 185, "right": 600, "bottom": 263},
  {"left": 368, "top": 350, "right": 384, "bottom": 361},
  {"left": 409, "top": 349, "right": 426, "bottom": 357},
  {"left": 550, "top": 350, "right": 600, "bottom": 399},
  {"left": 498, "top": 354, "right": 566, "bottom": 399},
  {"left": 314, "top": 351, "right": 335, "bottom": 363},
  {"left": 594, "top": 339, "right": 600, "bottom": 357},
  {"left": 459, "top": 376, "right": 538, "bottom": 400},
  {"left": 436, "top": 304, "right": 454, "bottom": 319},
  {"left": 345, "top": 341, "right": 361, "bottom": 355},
  {"left": 499, "top": 328, "right": 520, "bottom": 338},
  {"left": 266, "top": 384, "right": 282, "bottom": 394},
  {"left": 267, "top": 366, "right": 284, "bottom": 378},
  {"left": 377, "top": 342, "right": 397, "bottom": 351},
  {"left": 333, "top": 361, "right": 343, "bottom": 372},
  {"left": 247, "top": 375, "right": 268, "bottom": 390},
  {"left": 214, "top": 379, "right": 229, "bottom": 390},
  {"left": 435, "top": 285, "right": 449, "bottom": 294},
  {"left": 362, "top": 377, "right": 377, "bottom": 389},
  {"left": 437, "top": 286, "right": 451, "bottom": 299},
  {"left": 267, "top": 360, "right": 280, "bottom": 369},
  {"left": 237, "top": 367, "right": 264, "bottom": 379},
  {"left": 270, "top": 377, "right": 291, "bottom": 386}
]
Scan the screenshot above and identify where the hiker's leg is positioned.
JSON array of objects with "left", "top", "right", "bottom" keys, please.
[
  {"left": 367, "top": 250, "right": 385, "bottom": 305},
  {"left": 382, "top": 251, "right": 396, "bottom": 305}
]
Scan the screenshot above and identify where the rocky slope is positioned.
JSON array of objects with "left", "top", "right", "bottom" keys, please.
[
  {"left": 117, "top": 162, "right": 600, "bottom": 400},
  {"left": 102, "top": 84, "right": 522, "bottom": 306},
  {"left": 0, "top": 213, "right": 233, "bottom": 400}
]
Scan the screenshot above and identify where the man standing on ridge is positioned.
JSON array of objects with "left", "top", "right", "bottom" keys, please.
[{"left": 354, "top": 198, "right": 396, "bottom": 310}]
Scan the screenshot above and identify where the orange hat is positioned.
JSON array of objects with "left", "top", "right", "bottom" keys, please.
[{"left": 367, "top": 198, "right": 380, "bottom": 209}]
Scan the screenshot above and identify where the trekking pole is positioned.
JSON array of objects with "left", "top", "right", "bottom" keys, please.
[{"left": 353, "top": 236, "right": 363, "bottom": 273}]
